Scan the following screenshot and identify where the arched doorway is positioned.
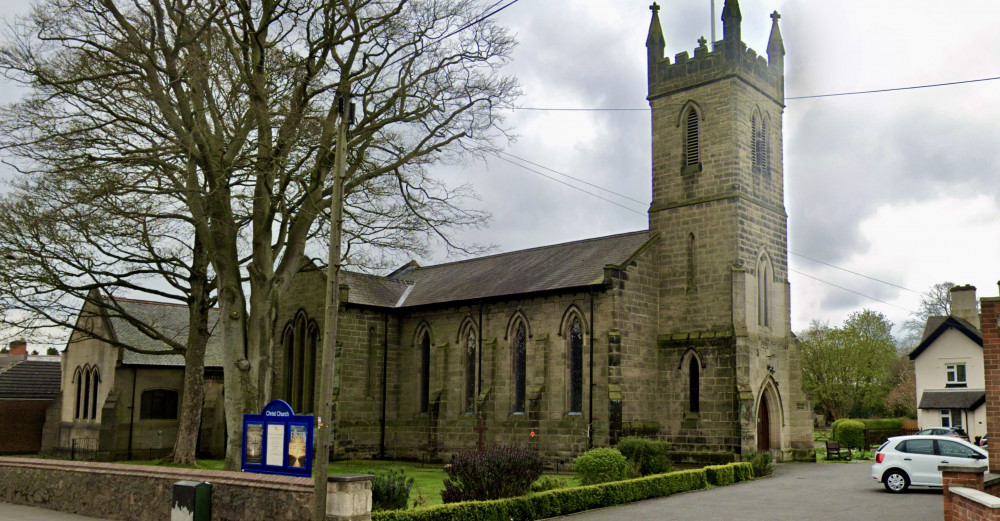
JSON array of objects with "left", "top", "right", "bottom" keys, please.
[{"left": 757, "top": 396, "right": 770, "bottom": 451}]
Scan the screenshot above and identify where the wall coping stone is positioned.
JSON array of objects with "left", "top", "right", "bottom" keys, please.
[
  {"left": 329, "top": 474, "right": 374, "bottom": 483},
  {"left": 0, "top": 457, "right": 312, "bottom": 492},
  {"left": 985, "top": 472, "right": 1000, "bottom": 488},
  {"left": 951, "top": 487, "right": 1000, "bottom": 509},
  {"left": 941, "top": 465, "right": 988, "bottom": 474}
]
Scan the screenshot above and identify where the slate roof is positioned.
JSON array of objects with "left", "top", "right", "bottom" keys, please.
[
  {"left": 918, "top": 389, "right": 986, "bottom": 410},
  {"left": 908, "top": 315, "right": 982, "bottom": 360},
  {"left": 336, "top": 231, "right": 652, "bottom": 309},
  {"left": 0, "top": 359, "right": 61, "bottom": 399},
  {"left": 105, "top": 299, "right": 225, "bottom": 368}
]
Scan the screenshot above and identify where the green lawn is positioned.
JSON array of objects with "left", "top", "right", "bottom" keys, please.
[{"left": 120, "top": 458, "right": 577, "bottom": 508}]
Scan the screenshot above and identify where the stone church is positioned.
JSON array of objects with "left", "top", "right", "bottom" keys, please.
[
  {"left": 49, "top": 0, "right": 814, "bottom": 464},
  {"left": 273, "top": 0, "right": 813, "bottom": 463}
]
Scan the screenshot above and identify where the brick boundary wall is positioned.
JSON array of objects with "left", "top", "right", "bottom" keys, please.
[{"left": 0, "top": 457, "right": 371, "bottom": 521}]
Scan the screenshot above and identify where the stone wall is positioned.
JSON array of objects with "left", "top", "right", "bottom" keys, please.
[{"left": 0, "top": 457, "right": 370, "bottom": 521}]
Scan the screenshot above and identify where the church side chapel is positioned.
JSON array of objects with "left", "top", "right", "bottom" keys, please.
[{"left": 273, "top": 0, "right": 814, "bottom": 463}]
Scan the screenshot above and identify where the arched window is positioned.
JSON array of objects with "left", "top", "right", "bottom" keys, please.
[
  {"left": 140, "top": 389, "right": 178, "bottom": 420},
  {"left": 419, "top": 330, "right": 431, "bottom": 413},
  {"left": 281, "top": 310, "right": 318, "bottom": 413},
  {"left": 512, "top": 321, "right": 527, "bottom": 413},
  {"left": 757, "top": 255, "right": 772, "bottom": 327},
  {"left": 366, "top": 326, "right": 378, "bottom": 399},
  {"left": 689, "top": 356, "right": 700, "bottom": 413},
  {"left": 464, "top": 326, "right": 477, "bottom": 413},
  {"left": 82, "top": 367, "right": 91, "bottom": 419},
  {"left": 687, "top": 232, "right": 696, "bottom": 292},
  {"left": 684, "top": 108, "right": 700, "bottom": 167},
  {"left": 752, "top": 111, "right": 768, "bottom": 172},
  {"left": 568, "top": 317, "right": 584, "bottom": 414},
  {"left": 91, "top": 368, "right": 99, "bottom": 419},
  {"left": 74, "top": 367, "right": 83, "bottom": 419}
]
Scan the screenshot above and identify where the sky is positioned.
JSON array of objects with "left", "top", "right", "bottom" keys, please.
[{"left": 0, "top": 0, "right": 997, "bottom": 340}]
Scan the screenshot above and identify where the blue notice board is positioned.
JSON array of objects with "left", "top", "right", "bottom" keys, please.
[{"left": 241, "top": 400, "right": 314, "bottom": 477}]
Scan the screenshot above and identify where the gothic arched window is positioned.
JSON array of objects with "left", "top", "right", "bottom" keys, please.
[
  {"left": 684, "top": 108, "right": 700, "bottom": 167},
  {"left": 752, "top": 111, "right": 768, "bottom": 172},
  {"left": 464, "top": 326, "right": 477, "bottom": 413},
  {"left": 419, "top": 330, "right": 431, "bottom": 413},
  {"left": 569, "top": 317, "right": 584, "bottom": 414},
  {"left": 140, "top": 388, "right": 178, "bottom": 420},
  {"left": 366, "top": 326, "right": 378, "bottom": 399},
  {"left": 757, "top": 255, "right": 772, "bottom": 327},
  {"left": 689, "top": 356, "right": 700, "bottom": 413},
  {"left": 281, "top": 310, "right": 317, "bottom": 413},
  {"left": 512, "top": 321, "right": 527, "bottom": 413}
]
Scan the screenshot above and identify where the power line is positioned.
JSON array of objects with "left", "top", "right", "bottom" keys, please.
[
  {"left": 490, "top": 153, "right": 647, "bottom": 215},
  {"left": 438, "top": 0, "right": 520, "bottom": 41},
  {"left": 508, "top": 75, "right": 1000, "bottom": 111},
  {"left": 498, "top": 151, "right": 648, "bottom": 205},
  {"left": 789, "top": 269, "right": 916, "bottom": 313},
  {"left": 789, "top": 251, "right": 919, "bottom": 294}
]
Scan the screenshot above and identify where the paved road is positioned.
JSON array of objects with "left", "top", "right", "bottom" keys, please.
[
  {"left": 0, "top": 502, "right": 107, "bottom": 521},
  {"left": 550, "top": 462, "right": 944, "bottom": 521}
]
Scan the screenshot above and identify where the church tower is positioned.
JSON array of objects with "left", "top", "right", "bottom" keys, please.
[{"left": 646, "top": 1, "right": 813, "bottom": 460}]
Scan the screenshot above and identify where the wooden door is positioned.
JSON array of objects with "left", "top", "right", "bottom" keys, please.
[{"left": 757, "top": 397, "right": 770, "bottom": 452}]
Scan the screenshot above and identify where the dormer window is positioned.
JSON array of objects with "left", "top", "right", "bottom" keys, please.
[{"left": 946, "top": 363, "right": 967, "bottom": 388}]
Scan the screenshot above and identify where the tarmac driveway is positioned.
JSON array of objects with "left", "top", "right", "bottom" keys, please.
[{"left": 549, "top": 462, "right": 944, "bottom": 521}]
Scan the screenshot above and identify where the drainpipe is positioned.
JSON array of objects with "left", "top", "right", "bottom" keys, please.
[
  {"left": 127, "top": 367, "right": 137, "bottom": 460},
  {"left": 379, "top": 312, "right": 389, "bottom": 459},
  {"left": 588, "top": 288, "right": 594, "bottom": 449}
]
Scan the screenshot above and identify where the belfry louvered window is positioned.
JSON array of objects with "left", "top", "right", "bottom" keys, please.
[
  {"left": 685, "top": 109, "right": 700, "bottom": 166},
  {"left": 512, "top": 322, "right": 527, "bottom": 413}
]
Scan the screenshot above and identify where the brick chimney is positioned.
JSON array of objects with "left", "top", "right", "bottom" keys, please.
[
  {"left": 8, "top": 339, "right": 26, "bottom": 356},
  {"left": 950, "top": 285, "right": 980, "bottom": 330},
  {"left": 982, "top": 296, "right": 1000, "bottom": 472}
]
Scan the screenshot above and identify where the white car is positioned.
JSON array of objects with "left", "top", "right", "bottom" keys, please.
[{"left": 872, "top": 435, "right": 987, "bottom": 493}]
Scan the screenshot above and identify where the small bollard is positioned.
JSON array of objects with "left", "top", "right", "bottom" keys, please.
[{"left": 171, "top": 481, "right": 211, "bottom": 521}]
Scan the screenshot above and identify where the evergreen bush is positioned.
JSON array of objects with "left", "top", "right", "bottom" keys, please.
[
  {"left": 616, "top": 437, "right": 673, "bottom": 476},
  {"left": 835, "top": 419, "right": 866, "bottom": 450},
  {"left": 573, "top": 447, "right": 627, "bottom": 485},
  {"left": 369, "top": 468, "right": 414, "bottom": 512},
  {"left": 742, "top": 450, "right": 774, "bottom": 477},
  {"left": 440, "top": 445, "right": 544, "bottom": 503}
]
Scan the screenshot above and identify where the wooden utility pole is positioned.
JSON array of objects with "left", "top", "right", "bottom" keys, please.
[{"left": 314, "top": 87, "right": 350, "bottom": 521}]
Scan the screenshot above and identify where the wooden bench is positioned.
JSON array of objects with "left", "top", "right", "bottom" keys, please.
[{"left": 825, "top": 440, "right": 850, "bottom": 460}]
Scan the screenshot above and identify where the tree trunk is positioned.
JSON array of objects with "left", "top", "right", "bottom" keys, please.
[{"left": 164, "top": 230, "right": 212, "bottom": 466}]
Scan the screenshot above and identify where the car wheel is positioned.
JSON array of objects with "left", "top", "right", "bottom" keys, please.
[{"left": 883, "top": 469, "right": 909, "bottom": 493}]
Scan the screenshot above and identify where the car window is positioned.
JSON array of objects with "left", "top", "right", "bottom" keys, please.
[
  {"left": 938, "top": 440, "right": 980, "bottom": 458},
  {"left": 897, "top": 439, "right": 934, "bottom": 455}
]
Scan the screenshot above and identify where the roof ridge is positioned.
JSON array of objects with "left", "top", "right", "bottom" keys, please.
[
  {"left": 399, "top": 229, "right": 649, "bottom": 275},
  {"left": 106, "top": 296, "right": 220, "bottom": 311}
]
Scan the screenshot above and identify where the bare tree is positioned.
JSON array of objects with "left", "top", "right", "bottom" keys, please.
[
  {"left": 898, "top": 281, "right": 955, "bottom": 349},
  {"left": 0, "top": 166, "right": 214, "bottom": 465},
  {"left": 0, "top": 0, "right": 517, "bottom": 468}
]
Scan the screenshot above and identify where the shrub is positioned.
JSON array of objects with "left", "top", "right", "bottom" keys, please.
[
  {"left": 860, "top": 418, "right": 903, "bottom": 431},
  {"left": 742, "top": 450, "right": 773, "bottom": 477},
  {"left": 440, "top": 445, "right": 543, "bottom": 503},
  {"left": 371, "top": 466, "right": 719, "bottom": 521},
  {"left": 616, "top": 437, "right": 673, "bottom": 476},
  {"left": 574, "top": 448, "right": 627, "bottom": 485},
  {"left": 835, "top": 419, "right": 865, "bottom": 450},
  {"left": 369, "top": 468, "right": 414, "bottom": 512},
  {"left": 529, "top": 476, "right": 567, "bottom": 493}
]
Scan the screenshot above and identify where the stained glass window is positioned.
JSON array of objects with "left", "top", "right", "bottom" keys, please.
[
  {"left": 513, "top": 322, "right": 527, "bottom": 413},
  {"left": 569, "top": 317, "right": 583, "bottom": 413},
  {"left": 420, "top": 331, "right": 430, "bottom": 413},
  {"left": 465, "top": 327, "right": 477, "bottom": 413}
]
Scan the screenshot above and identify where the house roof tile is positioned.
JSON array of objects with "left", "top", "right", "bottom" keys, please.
[{"left": 0, "top": 359, "right": 61, "bottom": 399}]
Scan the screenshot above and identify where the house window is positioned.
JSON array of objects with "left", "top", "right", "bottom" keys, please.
[
  {"left": 568, "top": 317, "right": 584, "bottom": 414},
  {"left": 941, "top": 408, "right": 963, "bottom": 429},
  {"left": 512, "top": 321, "right": 527, "bottom": 414},
  {"left": 684, "top": 108, "right": 700, "bottom": 167},
  {"left": 946, "top": 364, "right": 967, "bottom": 388},
  {"left": 419, "top": 330, "right": 431, "bottom": 414},
  {"left": 140, "top": 389, "right": 178, "bottom": 420}
]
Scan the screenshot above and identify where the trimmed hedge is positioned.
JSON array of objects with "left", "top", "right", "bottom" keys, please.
[
  {"left": 835, "top": 419, "right": 866, "bottom": 450},
  {"left": 860, "top": 418, "right": 903, "bottom": 431},
  {"left": 371, "top": 465, "right": 729, "bottom": 521},
  {"left": 732, "top": 462, "right": 754, "bottom": 483},
  {"left": 616, "top": 437, "right": 672, "bottom": 476}
]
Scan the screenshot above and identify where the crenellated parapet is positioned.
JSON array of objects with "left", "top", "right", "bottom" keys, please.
[{"left": 646, "top": 0, "right": 784, "bottom": 104}]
